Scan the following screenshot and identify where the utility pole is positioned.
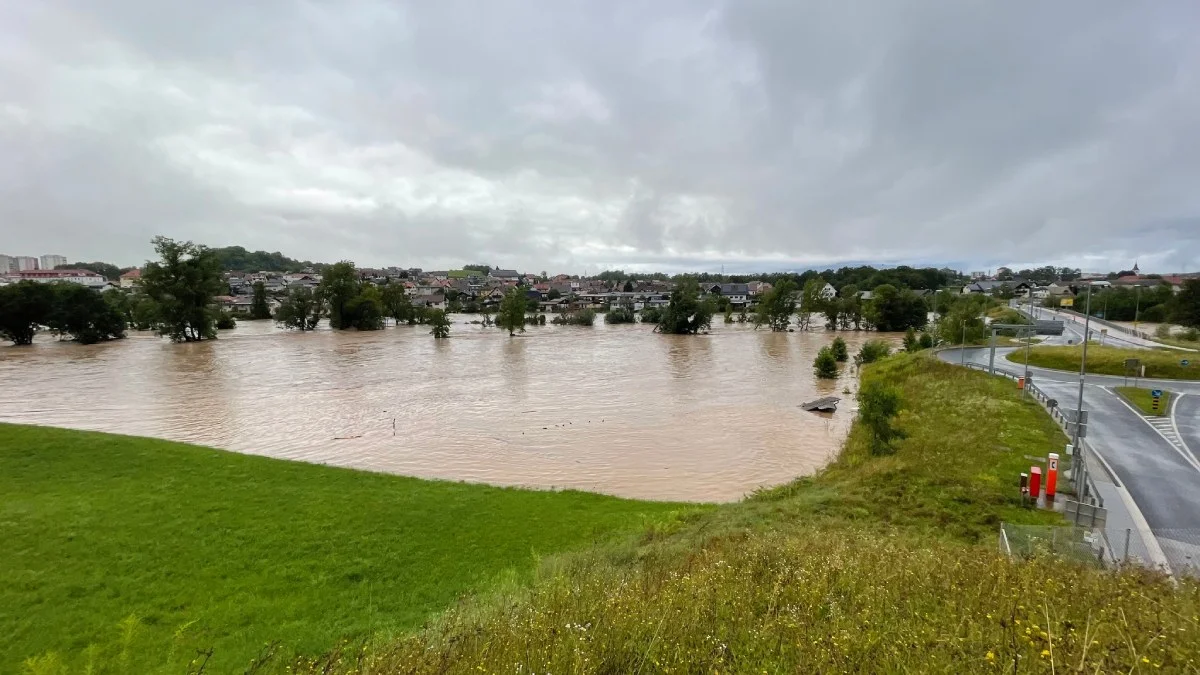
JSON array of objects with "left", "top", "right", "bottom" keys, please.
[
  {"left": 961, "top": 321, "right": 967, "bottom": 365},
  {"left": 1072, "top": 282, "right": 1093, "bottom": 498},
  {"left": 1023, "top": 289, "right": 1033, "bottom": 397},
  {"left": 1134, "top": 284, "right": 1142, "bottom": 333}
]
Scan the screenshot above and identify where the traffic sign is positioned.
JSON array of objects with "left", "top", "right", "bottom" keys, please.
[
  {"left": 1151, "top": 389, "right": 1163, "bottom": 398},
  {"left": 1183, "top": 359, "right": 1191, "bottom": 367}
]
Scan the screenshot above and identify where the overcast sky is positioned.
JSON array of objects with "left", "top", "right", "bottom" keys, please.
[{"left": 2, "top": 1, "right": 1198, "bottom": 274}]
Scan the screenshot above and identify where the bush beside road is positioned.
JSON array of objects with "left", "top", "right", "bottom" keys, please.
[{"left": 1008, "top": 345, "right": 1199, "bottom": 380}]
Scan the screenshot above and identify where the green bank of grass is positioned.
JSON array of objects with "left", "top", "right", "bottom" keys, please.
[
  {"left": 1008, "top": 344, "right": 1200, "bottom": 380},
  {"left": 295, "top": 355, "right": 1200, "bottom": 673},
  {"left": 0, "top": 425, "right": 697, "bottom": 673},
  {"left": 1115, "top": 386, "right": 1172, "bottom": 416}
]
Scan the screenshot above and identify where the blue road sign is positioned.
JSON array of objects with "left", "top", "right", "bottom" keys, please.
[
  {"left": 1151, "top": 389, "right": 1163, "bottom": 398},
  {"left": 1183, "top": 359, "right": 1191, "bottom": 367}
]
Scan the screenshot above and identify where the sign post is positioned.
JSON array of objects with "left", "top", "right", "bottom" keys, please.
[{"left": 1151, "top": 389, "right": 1163, "bottom": 414}]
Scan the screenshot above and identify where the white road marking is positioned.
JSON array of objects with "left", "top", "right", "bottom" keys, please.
[{"left": 1105, "top": 387, "right": 1200, "bottom": 474}]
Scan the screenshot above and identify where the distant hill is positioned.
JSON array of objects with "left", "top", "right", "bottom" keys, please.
[{"left": 210, "top": 246, "right": 323, "bottom": 273}]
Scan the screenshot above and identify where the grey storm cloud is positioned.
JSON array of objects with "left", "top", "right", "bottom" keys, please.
[{"left": 2, "top": 0, "right": 1199, "bottom": 273}]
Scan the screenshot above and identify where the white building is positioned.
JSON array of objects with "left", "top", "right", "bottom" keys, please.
[
  {"left": 0, "top": 254, "right": 12, "bottom": 273},
  {"left": 12, "top": 269, "right": 107, "bottom": 288},
  {"left": 40, "top": 254, "right": 67, "bottom": 270},
  {"left": 819, "top": 283, "right": 837, "bottom": 300},
  {"left": 13, "top": 256, "right": 39, "bottom": 271}
]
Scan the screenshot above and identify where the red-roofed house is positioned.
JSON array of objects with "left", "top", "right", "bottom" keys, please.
[{"left": 120, "top": 268, "right": 142, "bottom": 288}]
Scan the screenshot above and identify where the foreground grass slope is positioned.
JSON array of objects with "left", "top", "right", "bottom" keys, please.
[
  {"left": 0, "top": 425, "right": 693, "bottom": 673},
  {"left": 1009, "top": 344, "right": 1199, "bottom": 379},
  {"left": 297, "top": 355, "right": 1200, "bottom": 673}
]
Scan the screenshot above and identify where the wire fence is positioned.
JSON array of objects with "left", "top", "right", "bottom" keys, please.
[{"left": 1000, "top": 523, "right": 1107, "bottom": 568}]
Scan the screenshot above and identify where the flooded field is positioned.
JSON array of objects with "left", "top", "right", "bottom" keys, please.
[{"left": 0, "top": 319, "right": 895, "bottom": 501}]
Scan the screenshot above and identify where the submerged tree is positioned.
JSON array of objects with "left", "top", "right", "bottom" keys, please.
[
  {"left": 318, "top": 261, "right": 360, "bottom": 330},
  {"left": 428, "top": 309, "right": 451, "bottom": 338},
  {"left": 813, "top": 346, "right": 839, "bottom": 379},
  {"left": 47, "top": 284, "right": 126, "bottom": 344},
  {"left": 0, "top": 280, "right": 55, "bottom": 345},
  {"left": 275, "top": 287, "right": 322, "bottom": 331},
  {"left": 497, "top": 287, "right": 527, "bottom": 336},
  {"left": 754, "top": 278, "right": 797, "bottom": 331},
  {"left": 657, "top": 277, "right": 713, "bottom": 335},
  {"left": 249, "top": 281, "right": 273, "bottom": 320},
  {"left": 140, "top": 236, "right": 224, "bottom": 342}
]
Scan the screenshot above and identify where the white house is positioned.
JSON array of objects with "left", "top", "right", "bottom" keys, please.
[
  {"left": 819, "top": 283, "right": 837, "bottom": 300},
  {"left": 13, "top": 269, "right": 107, "bottom": 288}
]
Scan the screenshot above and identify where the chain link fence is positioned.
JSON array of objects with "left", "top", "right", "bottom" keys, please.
[{"left": 1000, "top": 523, "right": 1106, "bottom": 568}]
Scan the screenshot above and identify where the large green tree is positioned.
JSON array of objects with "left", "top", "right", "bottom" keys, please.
[
  {"left": 380, "top": 283, "right": 416, "bottom": 325},
  {"left": 865, "top": 284, "right": 927, "bottom": 332},
  {"left": 497, "top": 287, "right": 527, "bottom": 336},
  {"left": 796, "top": 278, "right": 825, "bottom": 331},
  {"left": 0, "top": 280, "right": 55, "bottom": 345},
  {"left": 657, "top": 277, "right": 713, "bottom": 335},
  {"left": 318, "top": 262, "right": 360, "bottom": 330},
  {"left": 346, "top": 285, "right": 385, "bottom": 331},
  {"left": 47, "top": 285, "right": 126, "bottom": 344},
  {"left": 1172, "top": 279, "right": 1200, "bottom": 328},
  {"left": 250, "top": 281, "right": 273, "bottom": 320},
  {"left": 274, "top": 287, "right": 322, "bottom": 331},
  {"left": 140, "top": 237, "right": 224, "bottom": 342},
  {"left": 428, "top": 309, "right": 451, "bottom": 338},
  {"left": 754, "top": 279, "right": 797, "bottom": 331}
]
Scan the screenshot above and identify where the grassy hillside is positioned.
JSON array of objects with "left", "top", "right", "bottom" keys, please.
[
  {"left": 1008, "top": 345, "right": 1199, "bottom": 379},
  {"left": 291, "top": 355, "right": 1200, "bottom": 673},
  {"left": 1115, "top": 386, "right": 1172, "bottom": 416},
  {"left": 1, "top": 426, "right": 695, "bottom": 673}
]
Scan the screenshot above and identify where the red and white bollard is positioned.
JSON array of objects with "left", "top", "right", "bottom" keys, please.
[{"left": 1045, "top": 453, "right": 1059, "bottom": 500}]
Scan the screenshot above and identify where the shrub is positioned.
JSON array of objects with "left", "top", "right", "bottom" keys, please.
[
  {"left": 903, "top": 327, "right": 918, "bottom": 353},
  {"left": 537, "top": 314, "right": 547, "bottom": 326},
  {"left": 813, "top": 346, "right": 839, "bottom": 379},
  {"left": 918, "top": 332, "right": 934, "bottom": 349},
  {"left": 857, "top": 339, "right": 891, "bottom": 364},
  {"left": 605, "top": 307, "right": 636, "bottom": 324},
  {"left": 640, "top": 306, "right": 664, "bottom": 324},
  {"left": 830, "top": 336, "right": 849, "bottom": 362},
  {"left": 215, "top": 311, "right": 237, "bottom": 330},
  {"left": 1182, "top": 327, "right": 1200, "bottom": 342},
  {"left": 1155, "top": 324, "right": 1171, "bottom": 338},
  {"left": 552, "top": 309, "right": 596, "bottom": 326},
  {"left": 858, "top": 378, "right": 904, "bottom": 455}
]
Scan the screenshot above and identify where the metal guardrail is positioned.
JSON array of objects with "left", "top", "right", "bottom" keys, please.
[{"left": 961, "top": 361, "right": 1103, "bottom": 504}]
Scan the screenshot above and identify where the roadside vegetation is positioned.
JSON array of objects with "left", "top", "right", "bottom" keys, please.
[
  {"left": 1115, "top": 386, "right": 1172, "bottom": 416},
  {"left": 286, "top": 354, "right": 1200, "bottom": 673},
  {"left": 1008, "top": 345, "right": 1199, "bottom": 380},
  {"left": 1, "top": 425, "right": 692, "bottom": 673}
]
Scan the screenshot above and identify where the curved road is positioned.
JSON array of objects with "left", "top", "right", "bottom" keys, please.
[{"left": 939, "top": 345, "right": 1200, "bottom": 573}]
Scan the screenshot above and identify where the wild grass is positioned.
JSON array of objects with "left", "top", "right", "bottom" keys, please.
[
  {"left": 282, "top": 356, "right": 1200, "bottom": 673},
  {"left": 1009, "top": 345, "right": 1200, "bottom": 380},
  {"left": 0, "top": 425, "right": 694, "bottom": 673},
  {"left": 1115, "top": 386, "right": 1172, "bottom": 416}
]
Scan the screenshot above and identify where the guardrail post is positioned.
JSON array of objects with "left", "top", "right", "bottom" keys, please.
[{"left": 1123, "top": 528, "right": 1131, "bottom": 564}]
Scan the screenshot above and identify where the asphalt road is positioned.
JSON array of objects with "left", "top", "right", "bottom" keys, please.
[
  {"left": 1174, "top": 393, "right": 1200, "bottom": 469},
  {"left": 939, "top": 347, "right": 1200, "bottom": 533}
]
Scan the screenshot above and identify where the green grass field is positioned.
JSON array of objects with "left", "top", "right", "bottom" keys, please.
[
  {"left": 289, "top": 355, "right": 1199, "bottom": 673},
  {"left": 1008, "top": 344, "right": 1200, "bottom": 379},
  {"left": 1115, "top": 386, "right": 1172, "bottom": 416},
  {"left": 0, "top": 425, "right": 695, "bottom": 673}
]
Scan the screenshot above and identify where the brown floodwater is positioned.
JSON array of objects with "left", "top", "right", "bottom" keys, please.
[{"left": 0, "top": 319, "right": 897, "bottom": 502}]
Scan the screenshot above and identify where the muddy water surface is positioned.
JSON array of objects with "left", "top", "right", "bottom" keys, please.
[{"left": 0, "top": 320, "right": 895, "bottom": 501}]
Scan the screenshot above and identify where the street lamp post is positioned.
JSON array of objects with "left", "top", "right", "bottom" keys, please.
[
  {"left": 961, "top": 321, "right": 967, "bottom": 365},
  {"left": 1023, "top": 289, "right": 1033, "bottom": 397},
  {"left": 1072, "top": 282, "right": 1093, "bottom": 498}
]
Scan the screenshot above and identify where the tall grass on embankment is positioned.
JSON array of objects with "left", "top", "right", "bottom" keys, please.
[
  {"left": 294, "top": 355, "right": 1200, "bottom": 673},
  {"left": 1, "top": 425, "right": 694, "bottom": 674},
  {"left": 1007, "top": 344, "right": 1199, "bottom": 379}
]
